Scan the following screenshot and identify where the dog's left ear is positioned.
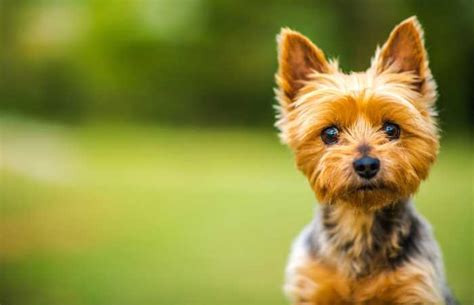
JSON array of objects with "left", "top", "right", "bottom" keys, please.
[
  {"left": 373, "top": 16, "right": 433, "bottom": 93},
  {"left": 276, "top": 28, "right": 331, "bottom": 102}
]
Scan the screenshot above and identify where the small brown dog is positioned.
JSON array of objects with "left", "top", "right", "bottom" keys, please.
[{"left": 275, "top": 16, "right": 456, "bottom": 305}]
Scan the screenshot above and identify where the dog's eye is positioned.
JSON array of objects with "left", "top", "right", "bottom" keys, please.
[
  {"left": 321, "top": 126, "right": 339, "bottom": 145},
  {"left": 382, "top": 122, "right": 400, "bottom": 140}
]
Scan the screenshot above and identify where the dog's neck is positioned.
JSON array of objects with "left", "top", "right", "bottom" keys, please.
[{"left": 319, "top": 200, "right": 419, "bottom": 277}]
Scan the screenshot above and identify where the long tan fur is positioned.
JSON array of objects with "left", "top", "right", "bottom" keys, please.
[{"left": 276, "top": 16, "right": 455, "bottom": 305}]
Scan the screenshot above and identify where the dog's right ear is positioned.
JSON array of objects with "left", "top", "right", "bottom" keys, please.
[
  {"left": 276, "top": 29, "right": 330, "bottom": 102},
  {"left": 372, "top": 16, "right": 435, "bottom": 96}
]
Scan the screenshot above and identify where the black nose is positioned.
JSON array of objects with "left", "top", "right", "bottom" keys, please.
[{"left": 353, "top": 156, "right": 380, "bottom": 179}]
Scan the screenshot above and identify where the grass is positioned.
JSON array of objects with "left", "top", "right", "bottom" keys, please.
[{"left": 0, "top": 119, "right": 472, "bottom": 305}]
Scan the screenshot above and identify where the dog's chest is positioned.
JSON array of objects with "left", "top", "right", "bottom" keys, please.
[{"left": 301, "top": 258, "right": 442, "bottom": 305}]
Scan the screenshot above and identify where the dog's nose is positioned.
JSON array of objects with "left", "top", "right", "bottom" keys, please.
[{"left": 353, "top": 156, "right": 380, "bottom": 179}]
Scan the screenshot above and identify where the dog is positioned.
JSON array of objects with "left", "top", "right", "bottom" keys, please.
[{"left": 274, "top": 16, "right": 456, "bottom": 305}]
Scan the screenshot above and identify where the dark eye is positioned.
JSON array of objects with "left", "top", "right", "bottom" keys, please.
[
  {"left": 321, "top": 126, "right": 339, "bottom": 145},
  {"left": 382, "top": 122, "right": 401, "bottom": 140}
]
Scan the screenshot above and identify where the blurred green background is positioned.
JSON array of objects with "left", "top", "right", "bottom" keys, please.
[{"left": 0, "top": 1, "right": 473, "bottom": 305}]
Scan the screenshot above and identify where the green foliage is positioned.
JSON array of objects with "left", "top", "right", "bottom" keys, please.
[{"left": 1, "top": 0, "right": 473, "bottom": 129}]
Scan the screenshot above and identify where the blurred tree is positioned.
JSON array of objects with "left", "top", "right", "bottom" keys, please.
[{"left": 0, "top": 0, "right": 472, "bottom": 130}]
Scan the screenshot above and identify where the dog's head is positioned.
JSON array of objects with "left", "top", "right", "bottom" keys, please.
[{"left": 275, "top": 17, "right": 439, "bottom": 210}]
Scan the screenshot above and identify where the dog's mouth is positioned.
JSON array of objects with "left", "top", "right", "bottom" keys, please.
[
  {"left": 357, "top": 185, "right": 382, "bottom": 191},
  {"left": 352, "top": 183, "right": 389, "bottom": 193}
]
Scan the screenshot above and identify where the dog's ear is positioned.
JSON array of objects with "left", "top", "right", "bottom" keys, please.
[
  {"left": 373, "top": 16, "right": 432, "bottom": 92},
  {"left": 276, "top": 28, "right": 330, "bottom": 101}
]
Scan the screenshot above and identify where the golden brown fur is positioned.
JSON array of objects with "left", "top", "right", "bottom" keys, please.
[
  {"left": 275, "top": 17, "right": 455, "bottom": 305},
  {"left": 293, "top": 258, "right": 443, "bottom": 305},
  {"left": 276, "top": 17, "right": 438, "bottom": 210}
]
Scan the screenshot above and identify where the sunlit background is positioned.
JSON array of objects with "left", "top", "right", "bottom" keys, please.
[{"left": 1, "top": 1, "right": 473, "bottom": 304}]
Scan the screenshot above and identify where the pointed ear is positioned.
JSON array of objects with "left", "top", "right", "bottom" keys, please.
[
  {"left": 276, "top": 28, "right": 330, "bottom": 101},
  {"left": 373, "top": 16, "right": 431, "bottom": 90}
]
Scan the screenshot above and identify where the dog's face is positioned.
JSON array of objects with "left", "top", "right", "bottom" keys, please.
[{"left": 275, "top": 17, "right": 439, "bottom": 209}]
